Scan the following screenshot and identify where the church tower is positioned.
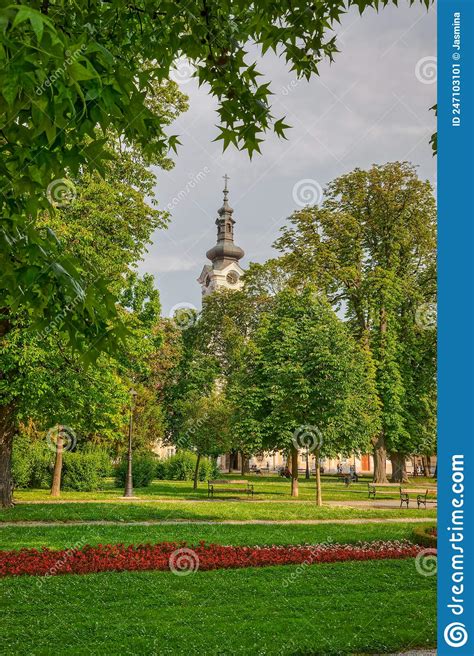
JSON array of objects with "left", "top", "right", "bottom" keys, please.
[{"left": 198, "top": 175, "right": 245, "bottom": 296}]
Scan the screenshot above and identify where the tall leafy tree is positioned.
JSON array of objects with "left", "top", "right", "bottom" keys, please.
[
  {"left": 274, "top": 162, "right": 436, "bottom": 482},
  {"left": 178, "top": 390, "right": 233, "bottom": 490},
  {"left": 238, "top": 287, "right": 379, "bottom": 501},
  {"left": 0, "top": 124, "right": 178, "bottom": 504}
]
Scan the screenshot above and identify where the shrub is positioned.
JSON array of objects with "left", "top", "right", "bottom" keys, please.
[
  {"left": 165, "top": 451, "right": 219, "bottom": 481},
  {"left": 155, "top": 459, "right": 169, "bottom": 480},
  {"left": 12, "top": 436, "right": 53, "bottom": 489},
  {"left": 62, "top": 450, "right": 111, "bottom": 492},
  {"left": 412, "top": 525, "right": 437, "bottom": 548},
  {"left": 199, "top": 456, "right": 219, "bottom": 481},
  {"left": 12, "top": 434, "right": 111, "bottom": 491},
  {"left": 166, "top": 451, "right": 196, "bottom": 481},
  {"left": 115, "top": 452, "right": 157, "bottom": 488}
]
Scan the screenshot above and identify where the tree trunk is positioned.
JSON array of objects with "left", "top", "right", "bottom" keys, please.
[
  {"left": 0, "top": 402, "right": 16, "bottom": 508},
  {"left": 422, "top": 455, "right": 430, "bottom": 477},
  {"left": 240, "top": 452, "right": 249, "bottom": 476},
  {"left": 50, "top": 432, "right": 64, "bottom": 497},
  {"left": 193, "top": 453, "right": 201, "bottom": 490},
  {"left": 314, "top": 448, "right": 322, "bottom": 506},
  {"left": 372, "top": 432, "right": 388, "bottom": 483},
  {"left": 290, "top": 445, "right": 299, "bottom": 497},
  {"left": 390, "top": 452, "right": 408, "bottom": 483}
]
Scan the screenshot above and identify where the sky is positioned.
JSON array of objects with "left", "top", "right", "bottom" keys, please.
[{"left": 138, "top": 2, "right": 437, "bottom": 316}]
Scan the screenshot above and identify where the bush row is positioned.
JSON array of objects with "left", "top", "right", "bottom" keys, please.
[
  {"left": 12, "top": 437, "right": 112, "bottom": 491},
  {"left": 115, "top": 451, "right": 219, "bottom": 487},
  {"left": 13, "top": 436, "right": 219, "bottom": 491}
]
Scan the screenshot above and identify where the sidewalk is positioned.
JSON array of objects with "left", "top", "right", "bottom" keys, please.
[{"left": 0, "top": 517, "right": 435, "bottom": 527}]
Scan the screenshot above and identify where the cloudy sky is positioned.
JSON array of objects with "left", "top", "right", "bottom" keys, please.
[{"left": 139, "top": 2, "right": 437, "bottom": 316}]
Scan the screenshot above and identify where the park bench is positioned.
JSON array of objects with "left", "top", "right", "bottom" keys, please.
[
  {"left": 416, "top": 489, "right": 431, "bottom": 509},
  {"left": 367, "top": 483, "right": 436, "bottom": 508},
  {"left": 208, "top": 479, "right": 254, "bottom": 499},
  {"left": 399, "top": 487, "right": 436, "bottom": 508}
]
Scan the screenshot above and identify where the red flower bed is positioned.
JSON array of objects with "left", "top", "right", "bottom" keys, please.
[{"left": 0, "top": 540, "right": 423, "bottom": 578}]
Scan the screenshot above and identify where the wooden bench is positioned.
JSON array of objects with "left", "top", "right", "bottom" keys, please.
[
  {"left": 367, "top": 483, "right": 436, "bottom": 507},
  {"left": 399, "top": 487, "right": 436, "bottom": 508},
  {"left": 208, "top": 479, "right": 254, "bottom": 498}
]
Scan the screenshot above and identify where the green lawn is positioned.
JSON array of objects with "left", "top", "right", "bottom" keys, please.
[
  {"left": 1, "top": 476, "right": 437, "bottom": 654},
  {"left": 11, "top": 474, "right": 437, "bottom": 503},
  {"left": 0, "top": 500, "right": 437, "bottom": 523},
  {"left": 1, "top": 559, "right": 436, "bottom": 655},
  {"left": 0, "top": 521, "right": 435, "bottom": 550}
]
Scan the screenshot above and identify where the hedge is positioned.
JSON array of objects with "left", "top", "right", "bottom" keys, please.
[{"left": 12, "top": 434, "right": 112, "bottom": 491}]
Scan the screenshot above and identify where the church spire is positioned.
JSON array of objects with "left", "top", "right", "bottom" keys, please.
[{"left": 206, "top": 174, "right": 244, "bottom": 268}]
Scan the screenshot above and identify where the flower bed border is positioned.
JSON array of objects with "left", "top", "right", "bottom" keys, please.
[{"left": 0, "top": 540, "right": 425, "bottom": 578}]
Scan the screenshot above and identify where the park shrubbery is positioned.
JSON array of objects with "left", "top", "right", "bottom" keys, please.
[
  {"left": 115, "top": 452, "right": 157, "bottom": 488},
  {"left": 12, "top": 435, "right": 112, "bottom": 491},
  {"left": 12, "top": 436, "right": 53, "bottom": 489},
  {"left": 62, "top": 449, "right": 111, "bottom": 492},
  {"left": 158, "top": 451, "right": 219, "bottom": 482},
  {"left": 123, "top": 450, "right": 218, "bottom": 483}
]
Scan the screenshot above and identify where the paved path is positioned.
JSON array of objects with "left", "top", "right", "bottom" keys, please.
[
  {"left": 0, "top": 517, "right": 435, "bottom": 527},
  {"left": 11, "top": 498, "right": 436, "bottom": 509}
]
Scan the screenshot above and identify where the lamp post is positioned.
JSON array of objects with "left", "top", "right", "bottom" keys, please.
[{"left": 124, "top": 388, "right": 137, "bottom": 498}]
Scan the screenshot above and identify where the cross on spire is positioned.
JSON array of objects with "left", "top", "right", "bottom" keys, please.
[{"left": 223, "top": 173, "right": 230, "bottom": 202}]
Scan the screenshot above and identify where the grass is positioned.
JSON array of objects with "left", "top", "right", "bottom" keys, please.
[
  {"left": 1, "top": 476, "right": 436, "bottom": 654},
  {"left": 0, "top": 521, "right": 436, "bottom": 551},
  {"left": 0, "top": 559, "right": 436, "bottom": 655},
  {"left": 0, "top": 500, "right": 437, "bottom": 523},
  {"left": 12, "top": 474, "right": 437, "bottom": 503}
]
